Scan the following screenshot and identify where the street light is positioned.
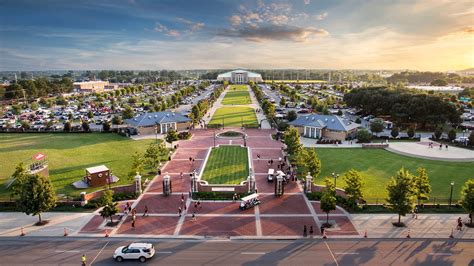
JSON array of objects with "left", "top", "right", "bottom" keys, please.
[
  {"left": 213, "top": 129, "right": 216, "bottom": 148},
  {"left": 449, "top": 181, "right": 454, "bottom": 208},
  {"left": 332, "top": 172, "right": 339, "bottom": 189}
]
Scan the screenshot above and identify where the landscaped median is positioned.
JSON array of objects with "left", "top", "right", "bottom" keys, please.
[
  {"left": 208, "top": 106, "right": 258, "bottom": 128},
  {"left": 201, "top": 145, "right": 249, "bottom": 185}
]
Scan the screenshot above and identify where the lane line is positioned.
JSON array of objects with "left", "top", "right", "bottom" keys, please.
[
  {"left": 324, "top": 241, "right": 339, "bottom": 266},
  {"left": 241, "top": 252, "right": 266, "bottom": 255},
  {"left": 429, "top": 253, "right": 452, "bottom": 256},
  {"left": 90, "top": 241, "right": 109, "bottom": 265},
  {"left": 55, "top": 250, "right": 80, "bottom": 253},
  {"left": 335, "top": 252, "right": 359, "bottom": 255},
  {"left": 156, "top": 251, "right": 173, "bottom": 254}
]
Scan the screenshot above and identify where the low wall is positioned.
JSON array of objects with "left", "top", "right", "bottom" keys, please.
[
  {"left": 83, "top": 184, "right": 135, "bottom": 201},
  {"left": 362, "top": 143, "right": 389, "bottom": 149},
  {"left": 197, "top": 181, "right": 249, "bottom": 194},
  {"left": 311, "top": 185, "right": 347, "bottom": 198}
]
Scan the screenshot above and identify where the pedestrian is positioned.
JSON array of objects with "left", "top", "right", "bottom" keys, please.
[
  {"left": 303, "top": 225, "right": 307, "bottom": 237},
  {"left": 445, "top": 144, "right": 448, "bottom": 150},
  {"left": 178, "top": 207, "right": 182, "bottom": 217},
  {"left": 181, "top": 193, "right": 185, "bottom": 201},
  {"left": 414, "top": 206, "right": 419, "bottom": 219},
  {"left": 180, "top": 172, "right": 183, "bottom": 178},
  {"left": 192, "top": 158, "right": 195, "bottom": 164},
  {"left": 309, "top": 226, "right": 314, "bottom": 238},
  {"left": 257, "top": 154, "right": 260, "bottom": 160},
  {"left": 439, "top": 144, "right": 442, "bottom": 150},
  {"left": 194, "top": 201, "right": 198, "bottom": 209},
  {"left": 132, "top": 208, "right": 136, "bottom": 216},
  {"left": 81, "top": 254, "right": 87, "bottom": 266},
  {"left": 131, "top": 214, "right": 136, "bottom": 229},
  {"left": 123, "top": 205, "right": 128, "bottom": 216},
  {"left": 127, "top": 202, "right": 131, "bottom": 213},
  {"left": 143, "top": 205, "right": 148, "bottom": 217},
  {"left": 457, "top": 217, "right": 463, "bottom": 231},
  {"left": 192, "top": 212, "right": 196, "bottom": 222},
  {"left": 189, "top": 157, "right": 192, "bottom": 164},
  {"left": 197, "top": 200, "right": 201, "bottom": 209}
]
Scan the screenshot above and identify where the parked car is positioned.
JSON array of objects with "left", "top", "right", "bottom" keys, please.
[{"left": 113, "top": 242, "right": 155, "bottom": 262}]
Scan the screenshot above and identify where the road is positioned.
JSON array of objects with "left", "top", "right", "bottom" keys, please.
[{"left": 0, "top": 237, "right": 472, "bottom": 265}]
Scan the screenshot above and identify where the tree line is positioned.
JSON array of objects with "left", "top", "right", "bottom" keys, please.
[
  {"left": 344, "top": 87, "right": 461, "bottom": 128},
  {"left": 386, "top": 71, "right": 474, "bottom": 84},
  {"left": 4, "top": 77, "right": 74, "bottom": 100}
]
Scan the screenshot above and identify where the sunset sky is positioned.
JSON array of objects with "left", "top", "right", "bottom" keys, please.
[{"left": 0, "top": 0, "right": 473, "bottom": 71}]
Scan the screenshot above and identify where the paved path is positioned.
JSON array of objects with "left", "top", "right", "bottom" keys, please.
[{"left": 1, "top": 238, "right": 472, "bottom": 265}]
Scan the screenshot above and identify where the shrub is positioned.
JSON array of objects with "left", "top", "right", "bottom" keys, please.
[{"left": 178, "top": 131, "right": 191, "bottom": 140}]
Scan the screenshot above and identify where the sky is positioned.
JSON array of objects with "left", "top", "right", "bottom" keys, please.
[{"left": 0, "top": 0, "right": 473, "bottom": 71}]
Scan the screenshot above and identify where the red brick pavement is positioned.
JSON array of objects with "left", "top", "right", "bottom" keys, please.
[
  {"left": 134, "top": 194, "right": 188, "bottom": 214},
  {"left": 251, "top": 148, "right": 283, "bottom": 159},
  {"left": 161, "top": 159, "right": 203, "bottom": 174},
  {"left": 173, "top": 149, "right": 208, "bottom": 160},
  {"left": 116, "top": 216, "right": 179, "bottom": 235},
  {"left": 319, "top": 216, "right": 359, "bottom": 236},
  {"left": 190, "top": 201, "right": 254, "bottom": 215},
  {"left": 180, "top": 216, "right": 256, "bottom": 236},
  {"left": 260, "top": 217, "right": 319, "bottom": 236},
  {"left": 79, "top": 215, "right": 107, "bottom": 234},
  {"left": 258, "top": 194, "right": 311, "bottom": 215},
  {"left": 311, "top": 202, "right": 345, "bottom": 215}
]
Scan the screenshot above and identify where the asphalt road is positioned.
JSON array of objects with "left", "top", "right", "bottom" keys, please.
[{"left": 0, "top": 238, "right": 472, "bottom": 265}]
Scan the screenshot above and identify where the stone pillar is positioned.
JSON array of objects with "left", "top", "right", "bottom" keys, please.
[
  {"left": 80, "top": 192, "right": 87, "bottom": 206},
  {"left": 305, "top": 172, "right": 313, "bottom": 194},
  {"left": 134, "top": 172, "right": 142, "bottom": 195},
  {"left": 248, "top": 175, "right": 256, "bottom": 193},
  {"left": 274, "top": 174, "right": 284, "bottom": 197},
  {"left": 163, "top": 174, "right": 172, "bottom": 196},
  {"left": 191, "top": 171, "right": 199, "bottom": 193}
]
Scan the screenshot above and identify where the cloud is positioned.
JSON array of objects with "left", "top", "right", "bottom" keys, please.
[
  {"left": 154, "top": 22, "right": 168, "bottom": 32},
  {"left": 462, "top": 27, "right": 474, "bottom": 34},
  {"left": 314, "top": 12, "right": 328, "bottom": 21},
  {"left": 304, "top": 0, "right": 311, "bottom": 5},
  {"left": 177, "top": 18, "right": 205, "bottom": 32},
  {"left": 217, "top": 25, "right": 328, "bottom": 42},
  {"left": 229, "top": 15, "right": 242, "bottom": 26},
  {"left": 268, "top": 15, "right": 289, "bottom": 25},
  {"left": 166, "top": 30, "right": 180, "bottom": 37}
]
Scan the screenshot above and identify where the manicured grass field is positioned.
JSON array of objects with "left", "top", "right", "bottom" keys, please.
[
  {"left": 0, "top": 133, "right": 161, "bottom": 199},
  {"left": 311, "top": 148, "right": 474, "bottom": 202},
  {"left": 228, "top": 85, "right": 249, "bottom": 91},
  {"left": 209, "top": 107, "right": 258, "bottom": 128},
  {"left": 201, "top": 146, "right": 249, "bottom": 184},
  {"left": 222, "top": 91, "right": 252, "bottom": 105},
  {"left": 264, "top": 80, "right": 327, "bottom": 84}
]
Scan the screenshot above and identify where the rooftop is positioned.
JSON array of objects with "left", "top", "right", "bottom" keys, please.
[{"left": 125, "top": 111, "right": 190, "bottom": 127}]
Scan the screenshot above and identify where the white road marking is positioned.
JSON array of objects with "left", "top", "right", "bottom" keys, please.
[
  {"left": 241, "top": 252, "right": 266, "bottom": 255},
  {"left": 335, "top": 252, "right": 359, "bottom": 255},
  {"left": 324, "top": 241, "right": 339, "bottom": 266},
  {"left": 156, "top": 251, "right": 173, "bottom": 254},
  {"left": 429, "top": 253, "right": 452, "bottom": 256},
  {"left": 90, "top": 241, "right": 109, "bottom": 265},
  {"left": 55, "top": 250, "right": 80, "bottom": 253}
]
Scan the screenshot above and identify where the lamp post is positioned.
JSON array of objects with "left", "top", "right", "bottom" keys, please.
[
  {"left": 449, "top": 181, "right": 454, "bottom": 208},
  {"left": 332, "top": 172, "right": 339, "bottom": 189},
  {"left": 213, "top": 129, "right": 216, "bottom": 148},
  {"left": 155, "top": 122, "right": 159, "bottom": 144}
]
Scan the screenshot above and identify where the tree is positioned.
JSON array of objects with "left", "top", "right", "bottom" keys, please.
[
  {"left": 355, "top": 117, "right": 361, "bottom": 124},
  {"left": 102, "top": 121, "right": 111, "bottom": 132},
  {"left": 448, "top": 129, "right": 456, "bottom": 141},
  {"left": 391, "top": 127, "right": 399, "bottom": 138},
  {"left": 63, "top": 121, "right": 72, "bottom": 132},
  {"left": 82, "top": 121, "right": 90, "bottom": 132},
  {"left": 98, "top": 190, "right": 118, "bottom": 223},
  {"left": 434, "top": 126, "right": 443, "bottom": 140},
  {"left": 111, "top": 115, "right": 123, "bottom": 126},
  {"left": 407, "top": 127, "right": 415, "bottom": 138},
  {"left": 283, "top": 126, "right": 302, "bottom": 155},
  {"left": 356, "top": 129, "right": 372, "bottom": 143},
  {"left": 386, "top": 168, "right": 416, "bottom": 226},
  {"left": 9, "top": 162, "right": 28, "bottom": 197},
  {"left": 165, "top": 129, "right": 179, "bottom": 147},
  {"left": 304, "top": 149, "right": 321, "bottom": 179},
  {"left": 280, "top": 97, "right": 286, "bottom": 107},
  {"left": 122, "top": 105, "right": 134, "bottom": 119},
  {"left": 413, "top": 167, "right": 431, "bottom": 206},
  {"left": 128, "top": 152, "right": 144, "bottom": 179},
  {"left": 144, "top": 142, "right": 166, "bottom": 169},
  {"left": 12, "top": 105, "right": 22, "bottom": 115},
  {"left": 460, "top": 179, "right": 474, "bottom": 226},
  {"left": 87, "top": 110, "right": 94, "bottom": 119},
  {"left": 287, "top": 110, "right": 297, "bottom": 122},
  {"left": 343, "top": 169, "right": 364, "bottom": 205},
  {"left": 320, "top": 178, "right": 337, "bottom": 226},
  {"left": 430, "top": 79, "right": 448, "bottom": 86},
  {"left": 15, "top": 174, "right": 56, "bottom": 224},
  {"left": 370, "top": 118, "right": 384, "bottom": 136},
  {"left": 20, "top": 121, "right": 30, "bottom": 130}
]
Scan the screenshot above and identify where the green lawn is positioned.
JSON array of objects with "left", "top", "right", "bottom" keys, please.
[
  {"left": 310, "top": 148, "right": 474, "bottom": 202},
  {"left": 229, "top": 85, "right": 249, "bottom": 91},
  {"left": 201, "top": 146, "right": 249, "bottom": 184},
  {"left": 209, "top": 107, "right": 258, "bottom": 128},
  {"left": 0, "top": 133, "right": 163, "bottom": 199},
  {"left": 222, "top": 91, "right": 252, "bottom": 105}
]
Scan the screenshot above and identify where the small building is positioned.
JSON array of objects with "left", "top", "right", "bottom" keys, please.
[
  {"left": 288, "top": 114, "right": 360, "bottom": 141},
  {"left": 217, "top": 69, "right": 263, "bottom": 84},
  {"left": 84, "top": 165, "right": 111, "bottom": 187},
  {"left": 124, "top": 111, "right": 191, "bottom": 135},
  {"left": 73, "top": 81, "right": 109, "bottom": 92}
]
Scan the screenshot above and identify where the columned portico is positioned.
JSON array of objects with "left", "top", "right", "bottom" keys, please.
[
  {"left": 304, "top": 126, "right": 322, "bottom": 139},
  {"left": 161, "top": 122, "right": 177, "bottom": 133}
]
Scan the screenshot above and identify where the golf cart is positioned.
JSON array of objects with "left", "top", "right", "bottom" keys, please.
[{"left": 240, "top": 193, "right": 260, "bottom": 210}]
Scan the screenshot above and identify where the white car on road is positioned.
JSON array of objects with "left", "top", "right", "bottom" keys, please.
[{"left": 113, "top": 243, "right": 155, "bottom": 262}]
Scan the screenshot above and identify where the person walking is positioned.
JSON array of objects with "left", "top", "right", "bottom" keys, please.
[
  {"left": 457, "top": 217, "right": 463, "bottom": 231},
  {"left": 309, "top": 226, "right": 314, "bottom": 238},
  {"left": 143, "top": 205, "right": 148, "bottom": 217},
  {"left": 178, "top": 207, "right": 182, "bottom": 217},
  {"left": 192, "top": 212, "right": 196, "bottom": 222},
  {"left": 194, "top": 201, "right": 198, "bottom": 210},
  {"left": 303, "top": 225, "right": 307, "bottom": 237},
  {"left": 81, "top": 254, "right": 87, "bottom": 266},
  {"left": 131, "top": 214, "right": 136, "bottom": 229},
  {"left": 197, "top": 200, "right": 201, "bottom": 209}
]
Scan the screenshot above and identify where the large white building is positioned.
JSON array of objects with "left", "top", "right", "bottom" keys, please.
[{"left": 217, "top": 69, "right": 263, "bottom": 84}]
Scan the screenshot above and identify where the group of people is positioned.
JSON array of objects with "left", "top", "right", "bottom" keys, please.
[
  {"left": 122, "top": 202, "right": 150, "bottom": 230},
  {"left": 428, "top": 142, "right": 448, "bottom": 150},
  {"left": 303, "top": 225, "right": 315, "bottom": 237}
]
